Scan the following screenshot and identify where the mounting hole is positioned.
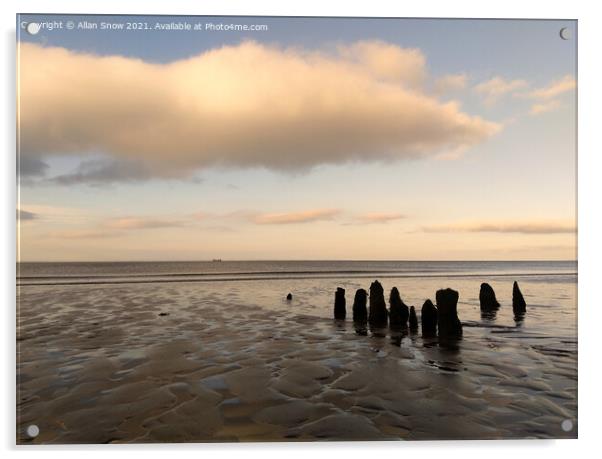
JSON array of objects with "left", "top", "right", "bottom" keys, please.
[
  {"left": 559, "top": 27, "right": 572, "bottom": 40},
  {"left": 26, "top": 424, "right": 40, "bottom": 438},
  {"left": 561, "top": 419, "right": 573, "bottom": 432},
  {"left": 26, "top": 23, "right": 41, "bottom": 35}
]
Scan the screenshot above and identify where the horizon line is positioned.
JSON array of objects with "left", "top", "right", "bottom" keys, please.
[{"left": 16, "top": 258, "right": 578, "bottom": 264}]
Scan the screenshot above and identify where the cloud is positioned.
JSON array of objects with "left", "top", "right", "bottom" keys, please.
[
  {"left": 252, "top": 209, "right": 340, "bottom": 224},
  {"left": 473, "top": 74, "right": 575, "bottom": 114},
  {"left": 17, "top": 209, "right": 37, "bottom": 221},
  {"left": 19, "top": 41, "right": 500, "bottom": 180},
  {"left": 335, "top": 41, "right": 427, "bottom": 87},
  {"left": 423, "top": 220, "right": 575, "bottom": 234},
  {"left": 46, "top": 229, "right": 120, "bottom": 239},
  {"left": 16, "top": 204, "right": 92, "bottom": 225},
  {"left": 18, "top": 156, "right": 48, "bottom": 177},
  {"left": 353, "top": 212, "right": 406, "bottom": 224},
  {"left": 105, "top": 217, "right": 186, "bottom": 230},
  {"left": 40, "top": 209, "right": 342, "bottom": 239},
  {"left": 527, "top": 75, "right": 575, "bottom": 100},
  {"left": 524, "top": 75, "right": 575, "bottom": 116},
  {"left": 474, "top": 77, "right": 528, "bottom": 105},
  {"left": 530, "top": 100, "right": 562, "bottom": 115},
  {"left": 50, "top": 158, "right": 157, "bottom": 185},
  {"left": 434, "top": 73, "right": 468, "bottom": 94}
]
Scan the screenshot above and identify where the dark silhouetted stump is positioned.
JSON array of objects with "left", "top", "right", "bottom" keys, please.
[
  {"left": 286, "top": 293, "right": 293, "bottom": 301},
  {"left": 369, "top": 280, "right": 388, "bottom": 327},
  {"left": 479, "top": 283, "right": 500, "bottom": 310},
  {"left": 334, "top": 287, "right": 346, "bottom": 320},
  {"left": 436, "top": 288, "right": 463, "bottom": 338},
  {"left": 512, "top": 281, "right": 527, "bottom": 314},
  {"left": 409, "top": 306, "right": 418, "bottom": 331},
  {"left": 389, "top": 287, "right": 409, "bottom": 329},
  {"left": 352, "top": 288, "right": 368, "bottom": 323},
  {"left": 421, "top": 299, "right": 438, "bottom": 336}
]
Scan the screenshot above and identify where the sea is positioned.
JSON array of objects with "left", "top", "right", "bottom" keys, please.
[{"left": 17, "top": 259, "right": 577, "bottom": 337}]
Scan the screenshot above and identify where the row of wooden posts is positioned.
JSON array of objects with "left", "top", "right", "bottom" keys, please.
[{"left": 332, "top": 280, "right": 527, "bottom": 338}]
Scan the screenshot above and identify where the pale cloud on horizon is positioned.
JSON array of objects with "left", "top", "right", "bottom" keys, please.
[
  {"left": 423, "top": 219, "right": 576, "bottom": 235},
  {"left": 21, "top": 210, "right": 576, "bottom": 260},
  {"left": 353, "top": 212, "right": 406, "bottom": 224},
  {"left": 46, "top": 229, "right": 121, "bottom": 239},
  {"left": 19, "top": 41, "right": 500, "bottom": 180},
  {"left": 105, "top": 217, "right": 187, "bottom": 230},
  {"left": 252, "top": 209, "right": 340, "bottom": 225}
]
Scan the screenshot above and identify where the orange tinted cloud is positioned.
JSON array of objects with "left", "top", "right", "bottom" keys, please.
[
  {"left": 526, "top": 75, "right": 575, "bottom": 116},
  {"left": 354, "top": 212, "right": 406, "bottom": 224},
  {"left": 527, "top": 75, "right": 576, "bottom": 100},
  {"left": 530, "top": 100, "right": 562, "bottom": 115},
  {"left": 46, "top": 230, "right": 119, "bottom": 239},
  {"left": 252, "top": 209, "right": 340, "bottom": 224},
  {"left": 105, "top": 217, "right": 186, "bottom": 230},
  {"left": 19, "top": 41, "right": 500, "bottom": 178},
  {"left": 434, "top": 73, "right": 468, "bottom": 94},
  {"left": 474, "top": 77, "right": 528, "bottom": 105}
]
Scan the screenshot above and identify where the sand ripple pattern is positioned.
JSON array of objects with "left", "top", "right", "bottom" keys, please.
[{"left": 17, "top": 282, "right": 577, "bottom": 443}]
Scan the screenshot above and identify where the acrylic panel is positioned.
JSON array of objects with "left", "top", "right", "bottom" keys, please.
[{"left": 16, "top": 15, "right": 577, "bottom": 443}]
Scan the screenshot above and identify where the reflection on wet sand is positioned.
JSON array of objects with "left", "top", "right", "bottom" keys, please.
[
  {"left": 481, "top": 310, "right": 498, "bottom": 321},
  {"left": 353, "top": 321, "right": 368, "bottom": 336},
  {"left": 17, "top": 275, "right": 576, "bottom": 443},
  {"left": 513, "top": 312, "right": 526, "bottom": 326}
]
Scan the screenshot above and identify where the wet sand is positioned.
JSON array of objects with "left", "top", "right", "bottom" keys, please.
[{"left": 16, "top": 281, "right": 577, "bottom": 443}]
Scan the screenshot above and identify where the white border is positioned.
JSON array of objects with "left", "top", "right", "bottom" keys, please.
[{"left": 3, "top": 1, "right": 600, "bottom": 457}]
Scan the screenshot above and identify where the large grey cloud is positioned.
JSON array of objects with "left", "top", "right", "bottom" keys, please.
[{"left": 19, "top": 41, "right": 500, "bottom": 180}]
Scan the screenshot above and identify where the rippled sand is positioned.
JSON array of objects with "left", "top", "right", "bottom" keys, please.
[{"left": 16, "top": 281, "right": 577, "bottom": 443}]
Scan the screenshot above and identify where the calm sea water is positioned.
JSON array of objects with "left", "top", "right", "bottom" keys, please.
[{"left": 17, "top": 260, "right": 576, "bottom": 283}]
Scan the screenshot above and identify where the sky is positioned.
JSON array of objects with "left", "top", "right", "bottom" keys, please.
[{"left": 16, "top": 15, "right": 577, "bottom": 261}]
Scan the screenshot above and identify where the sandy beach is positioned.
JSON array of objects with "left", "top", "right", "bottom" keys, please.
[{"left": 16, "top": 267, "right": 577, "bottom": 443}]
